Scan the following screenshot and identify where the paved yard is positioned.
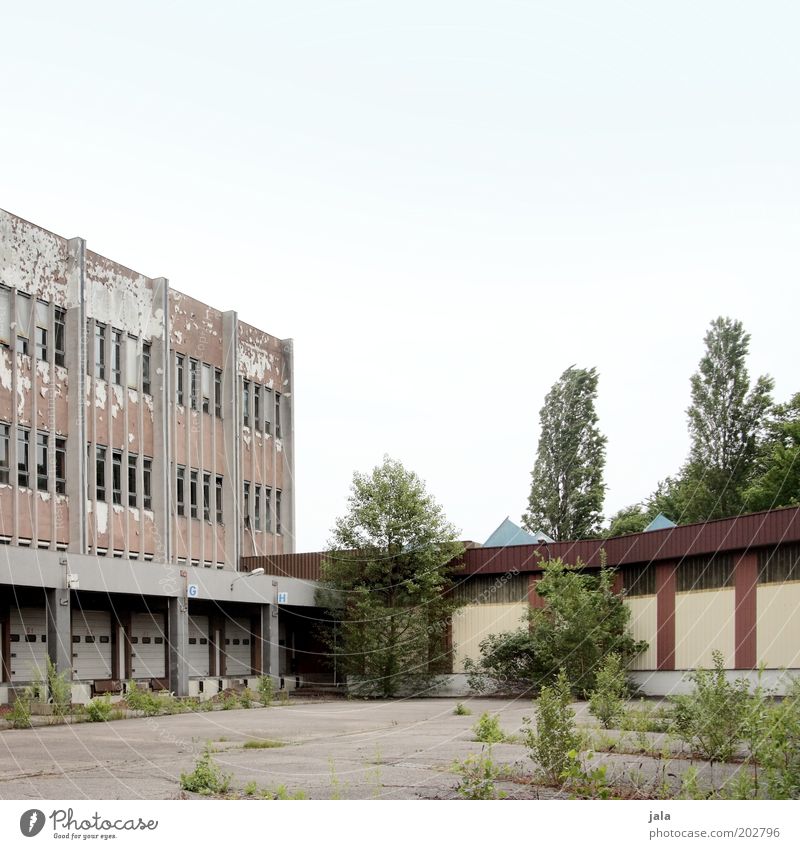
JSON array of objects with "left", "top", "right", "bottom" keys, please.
[{"left": 0, "top": 697, "right": 741, "bottom": 800}]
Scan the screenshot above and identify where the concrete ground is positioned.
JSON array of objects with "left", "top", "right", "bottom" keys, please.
[{"left": 0, "top": 697, "right": 742, "bottom": 800}]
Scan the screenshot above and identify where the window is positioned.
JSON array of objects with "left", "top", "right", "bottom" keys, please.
[
  {"left": 126, "top": 334, "right": 138, "bottom": 389},
  {"left": 263, "top": 387, "right": 272, "bottom": 434},
  {"left": 15, "top": 292, "right": 31, "bottom": 355},
  {"left": 242, "top": 381, "right": 250, "bottom": 427},
  {"left": 0, "top": 286, "right": 10, "bottom": 347},
  {"left": 759, "top": 544, "right": 800, "bottom": 584},
  {"left": 254, "top": 485, "right": 262, "bottom": 531},
  {"left": 55, "top": 438, "right": 66, "bottom": 494},
  {"left": 176, "top": 465, "right": 186, "bottom": 516},
  {"left": 142, "top": 342, "right": 151, "bottom": 394},
  {"left": 111, "top": 329, "right": 122, "bottom": 384},
  {"left": 203, "top": 472, "right": 211, "bottom": 521},
  {"left": 265, "top": 486, "right": 272, "bottom": 532},
  {"left": 274, "top": 392, "right": 282, "bottom": 439},
  {"left": 54, "top": 307, "right": 66, "bottom": 367},
  {"left": 202, "top": 364, "right": 211, "bottom": 414},
  {"left": 36, "top": 432, "right": 48, "bottom": 490},
  {"left": 175, "top": 354, "right": 185, "bottom": 405},
  {"left": 189, "top": 359, "right": 198, "bottom": 410},
  {"left": 128, "top": 453, "right": 138, "bottom": 507},
  {"left": 35, "top": 301, "right": 48, "bottom": 361},
  {"left": 94, "top": 323, "right": 106, "bottom": 380},
  {"left": 143, "top": 457, "right": 152, "bottom": 510},
  {"left": 621, "top": 565, "right": 656, "bottom": 597},
  {"left": 215, "top": 475, "right": 223, "bottom": 524},
  {"left": 0, "top": 423, "right": 9, "bottom": 484},
  {"left": 190, "top": 470, "right": 198, "bottom": 518},
  {"left": 243, "top": 481, "right": 251, "bottom": 527},
  {"left": 676, "top": 555, "right": 734, "bottom": 592},
  {"left": 17, "top": 428, "right": 30, "bottom": 487},
  {"left": 111, "top": 450, "right": 122, "bottom": 504},
  {"left": 95, "top": 446, "right": 106, "bottom": 501},
  {"left": 276, "top": 489, "right": 282, "bottom": 534},
  {"left": 253, "top": 385, "right": 261, "bottom": 431},
  {"left": 214, "top": 368, "right": 222, "bottom": 417}
]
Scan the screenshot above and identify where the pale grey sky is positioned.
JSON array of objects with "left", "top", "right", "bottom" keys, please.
[{"left": 1, "top": 1, "right": 798, "bottom": 549}]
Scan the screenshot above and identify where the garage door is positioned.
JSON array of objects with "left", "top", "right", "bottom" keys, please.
[
  {"left": 187, "top": 615, "right": 210, "bottom": 677},
  {"left": 71, "top": 610, "right": 112, "bottom": 681},
  {"left": 9, "top": 608, "right": 48, "bottom": 683},
  {"left": 130, "top": 612, "right": 166, "bottom": 679},
  {"left": 224, "top": 617, "right": 252, "bottom": 676}
]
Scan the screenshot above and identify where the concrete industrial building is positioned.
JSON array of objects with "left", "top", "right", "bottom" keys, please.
[{"left": 0, "top": 208, "right": 311, "bottom": 702}]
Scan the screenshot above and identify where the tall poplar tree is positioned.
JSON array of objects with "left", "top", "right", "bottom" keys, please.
[{"left": 522, "top": 366, "right": 607, "bottom": 540}]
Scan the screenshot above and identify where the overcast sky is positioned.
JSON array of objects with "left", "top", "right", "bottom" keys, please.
[{"left": 1, "top": 1, "right": 798, "bottom": 550}]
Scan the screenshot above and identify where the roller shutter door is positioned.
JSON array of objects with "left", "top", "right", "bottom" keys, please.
[
  {"left": 71, "top": 610, "right": 112, "bottom": 681},
  {"left": 130, "top": 612, "right": 166, "bottom": 679},
  {"left": 9, "top": 608, "right": 48, "bottom": 682},
  {"left": 224, "top": 617, "right": 252, "bottom": 676},
  {"left": 187, "top": 615, "right": 210, "bottom": 677}
]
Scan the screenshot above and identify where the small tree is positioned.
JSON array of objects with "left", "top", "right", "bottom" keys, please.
[
  {"left": 589, "top": 653, "right": 627, "bottom": 728},
  {"left": 524, "top": 670, "right": 581, "bottom": 783},
  {"left": 745, "top": 393, "right": 800, "bottom": 512},
  {"left": 318, "top": 456, "right": 464, "bottom": 698}
]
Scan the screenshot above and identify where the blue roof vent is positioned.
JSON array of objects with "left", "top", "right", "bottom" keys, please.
[
  {"left": 484, "top": 518, "right": 553, "bottom": 547},
  {"left": 644, "top": 512, "right": 677, "bottom": 532}
]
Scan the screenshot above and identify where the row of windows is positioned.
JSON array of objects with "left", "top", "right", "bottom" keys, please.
[
  {"left": 243, "top": 481, "right": 282, "bottom": 533},
  {"left": 90, "top": 447, "right": 152, "bottom": 509},
  {"left": 176, "top": 466, "right": 224, "bottom": 523},
  {"left": 0, "top": 423, "right": 66, "bottom": 492},
  {"left": 175, "top": 354, "right": 222, "bottom": 416},
  {"left": 90, "top": 323, "right": 151, "bottom": 394},
  {"left": 0, "top": 287, "right": 67, "bottom": 366},
  {"left": 242, "top": 381, "right": 281, "bottom": 437}
]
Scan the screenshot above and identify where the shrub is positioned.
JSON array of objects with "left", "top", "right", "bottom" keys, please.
[
  {"left": 257, "top": 675, "right": 273, "bottom": 707},
  {"left": 243, "top": 781, "right": 258, "bottom": 796},
  {"left": 221, "top": 693, "right": 239, "bottom": 711},
  {"left": 46, "top": 658, "right": 72, "bottom": 719},
  {"left": 86, "top": 695, "right": 114, "bottom": 722},
  {"left": 8, "top": 690, "right": 33, "bottom": 729},
  {"left": 454, "top": 702, "right": 472, "bottom": 716},
  {"left": 472, "top": 711, "right": 505, "bottom": 743},
  {"left": 589, "top": 653, "right": 627, "bottom": 728},
  {"left": 125, "top": 681, "right": 161, "bottom": 716},
  {"left": 180, "top": 746, "right": 232, "bottom": 796},
  {"left": 453, "top": 747, "right": 507, "bottom": 800},
  {"left": 524, "top": 670, "right": 582, "bottom": 783},
  {"left": 670, "top": 651, "right": 751, "bottom": 762},
  {"left": 748, "top": 678, "right": 800, "bottom": 799},
  {"left": 561, "top": 750, "right": 612, "bottom": 799},
  {"left": 239, "top": 689, "right": 254, "bottom": 709}
]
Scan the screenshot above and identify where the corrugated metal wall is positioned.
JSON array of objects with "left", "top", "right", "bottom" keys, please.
[
  {"left": 674, "top": 589, "right": 736, "bottom": 669},
  {"left": 625, "top": 596, "right": 658, "bottom": 671},
  {"left": 451, "top": 602, "right": 528, "bottom": 672},
  {"left": 757, "top": 583, "right": 800, "bottom": 668}
]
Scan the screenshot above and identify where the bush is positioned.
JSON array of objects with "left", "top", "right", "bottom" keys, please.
[
  {"left": 45, "top": 658, "right": 72, "bottom": 719},
  {"left": 524, "top": 670, "right": 582, "bottom": 783},
  {"left": 453, "top": 747, "right": 507, "bottom": 800},
  {"left": 257, "top": 675, "right": 273, "bottom": 707},
  {"left": 747, "top": 678, "right": 800, "bottom": 799},
  {"left": 589, "top": 653, "right": 627, "bottom": 728},
  {"left": 8, "top": 691, "right": 33, "bottom": 729},
  {"left": 472, "top": 712, "right": 505, "bottom": 744},
  {"left": 86, "top": 695, "right": 114, "bottom": 722},
  {"left": 125, "top": 681, "right": 161, "bottom": 716},
  {"left": 454, "top": 702, "right": 472, "bottom": 716},
  {"left": 239, "top": 688, "right": 254, "bottom": 709},
  {"left": 180, "top": 746, "right": 232, "bottom": 796},
  {"left": 670, "top": 651, "right": 751, "bottom": 762}
]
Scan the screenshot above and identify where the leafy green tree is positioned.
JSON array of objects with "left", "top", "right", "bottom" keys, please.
[
  {"left": 318, "top": 456, "right": 464, "bottom": 698},
  {"left": 522, "top": 366, "right": 607, "bottom": 540},
  {"left": 606, "top": 504, "right": 649, "bottom": 537},
  {"left": 465, "top": 558, "right": 645, "bottom": 697},
  {"left": 744, "top": 393, "right": 800, "bottom": 511}
]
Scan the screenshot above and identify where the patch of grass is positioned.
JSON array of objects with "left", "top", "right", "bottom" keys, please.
[
  {"left": 86, "top": 695, "right": 114, "bottom": 722},
  {"left": 243, "top": 781, "right": 258, "bottom": 796},
  {"left": 242, "top": 739, "right": 286, "bottom": 749},
  {"left": 180, "top": 746, "right": 232, "bottom": 796},
  {"left": 473, "top": 711, "right": 506, "bottom": 744},
  {"left": 454, "top": 702, "right": 472, "bottom": 716}
]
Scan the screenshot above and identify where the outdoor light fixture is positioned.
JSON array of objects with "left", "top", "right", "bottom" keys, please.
[{"left": 230, "top": 567, "right": 265, "bottom": 591}]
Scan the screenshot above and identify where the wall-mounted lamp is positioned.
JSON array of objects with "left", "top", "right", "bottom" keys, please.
[{"left": 230, "top": 567, "right": 264, "bottom": 592}]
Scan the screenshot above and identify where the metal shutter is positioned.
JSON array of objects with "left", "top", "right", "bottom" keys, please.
[
  {"left": 71, "top": 610, "right": 112, "bottom": 681},
  {"left": 130, "top": 612, "right": 166, "bottom": 679},
  {"left": 187, "top": 615, "right": 210, "bottom": 677},
  {"left": 224, "top": 617, "right": 252, "bottom": 676},
  {"left": 9, "top": 608, "right": 48, "bottom": 682}
]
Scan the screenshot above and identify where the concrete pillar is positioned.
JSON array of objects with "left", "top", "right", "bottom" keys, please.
[
  {"left": 261, "top": 604, "right": 280, "bottom": 682},
  {"left": 167, "top": 596, "right": 189, "bottom": 697},
  {"left": 45, "top": 588, "right": 72, "bottom": 680}
]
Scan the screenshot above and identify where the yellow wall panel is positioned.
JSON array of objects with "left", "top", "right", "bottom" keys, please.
[
  {"left": 452, "top": 602, "right": 528, "bottom": 673},
  {"left": 625, "top": 596, "right": 658, "bottom": 671},
  {"left": 674, "top": 589, "right": 735, "bottom": 669},
  {"left": 757, "top": 583, "right": 800, "bottom": 668}
]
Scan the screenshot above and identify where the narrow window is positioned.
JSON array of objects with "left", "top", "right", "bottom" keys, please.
[
  {"left": 175, "top": 354, "right": 185, "bottom": 405},
  {"left": 190, "top": 470, "right": 198, "bottom": 518},
  {"left": 112, "top": 450, "right": 122, "bottom": 504},
  {"left": 0, "top": 423, "right": 10, "bottom": 484},
  {"left": 265, "top": 486, "right": 272, "bottom": 533},
  {"left": 264, "top": 387, "right": 272, "bottom": 434},
  {"left": 94, "top": 323, "right": 106, "bottom": 380},
  {"left": 111, "top": 329, "right": 122, "bottom": 384},
  {"left": 142, "top": 342, "right": 151, "bottom": 394},
  {"left": 0, "top": 286, "right": 11, "bottom": 347},
  {"left": 36, "top": 432, "right": 48, "bottom": 490},
  {"left": 18, "top": 429, "right": 30, "bottom": 487},
  {"left": 214, "top": 368, "right": 222, "bottom": 417},
  {"left": 126, "top": 334, "right": 138, "bottom": 389},
  {"left": 176, "top": 465, "right": 185, "bottom": 516},
  {"left": 274, "top": 391, "right": 282, "bottom": 439},
  {"left": 55, "top": 438, "right": 66, "bottom": 494},
  {"left": 242, "top": 381, "right": 250, "bottom": 427},
  {"left": 243, "top": 481, "right": 251, "bottom": 527},
  {"left": 276, "top": 489, "right": 282, "bottom": 534},
  {"left": 128, "top": 453, "right": 138, "bottom": 507},
  {"left": 35, "top": 300, "right": 48, "bottom": 362},
  {"left": 202, "top": 363, "right": 211, "bottom": 414},
  {"left": 143, "top": 457, "right": 152, "bottom": 510},
  {"left": 15, "top": 292, "right": 31, "bottom": 355},
  {"left": 54, "top": 307, "right": 66, "bottom": 367},
  {"left": 189, "top": 359, "right": 198, "bottom": 410},
  {"left": 203, "top": 472, "right": 211, "bottom": 521},
  {"left": 254, "top": 485, "right": 262, "bottom": 531},
  {"left": 253, "top": 385, "right": 261, "bottom": 431},
  {"left": 215, "top": 475, "right": 223, "bottom": 524},
  {"left": 96, "top": 446, "right": 106, "bottom": 501}
]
